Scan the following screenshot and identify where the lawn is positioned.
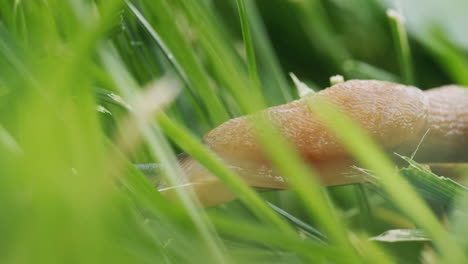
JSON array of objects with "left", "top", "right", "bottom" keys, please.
[{"left": 0, "top": 0, "right": 467, "bottom": 263}]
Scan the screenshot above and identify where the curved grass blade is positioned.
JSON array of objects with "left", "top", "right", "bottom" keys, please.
[{"left": 157, "top": 114, "right": 295, "bottom": 235}]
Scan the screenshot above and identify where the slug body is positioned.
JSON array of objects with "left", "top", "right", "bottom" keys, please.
[{"left": 162, "top": 80, "right": 468, "bottom": 206}]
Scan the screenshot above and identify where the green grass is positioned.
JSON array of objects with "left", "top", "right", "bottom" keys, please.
[
  {"left": 0, "top": 0, "right": 468, "bottom": 263},
  {"left": 387, "top": 9, "right": 415, "bottom": 85}
]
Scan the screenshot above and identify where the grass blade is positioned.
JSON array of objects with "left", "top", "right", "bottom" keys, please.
[
  {"left": 243, "top": 0, "right": 292, "bottom": 104},
  {"left": 267, "top": 202, "right": 328, "bottom": 243},
  {"left": 157, "top": 114, "right": 295, "bottom": 234},
  {"left": 100, "top": 46, "right": 230, "bottom": 264},
  {"left": 127, "top": 1, "right": 231, "bottom": 125},
  {"left": 235, "top": 0, "right": 262, "bottom": 93},
  {"left": 387, "top": 9, "right": 415, "bottom": 85},
  {"left": 399, "top": 155, "right": 468, "bottom": 206},
  {"left": 370, "top": 229, "right": 430, "bottom": 242}
]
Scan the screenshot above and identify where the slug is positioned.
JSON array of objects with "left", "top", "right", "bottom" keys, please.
[{"left": 160, "top": 80, "right": 468, "bottom": 207}]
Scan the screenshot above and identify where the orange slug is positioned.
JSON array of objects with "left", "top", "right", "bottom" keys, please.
[{"left": 160, "top": 80, "right": 468, "bottom": 207}]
